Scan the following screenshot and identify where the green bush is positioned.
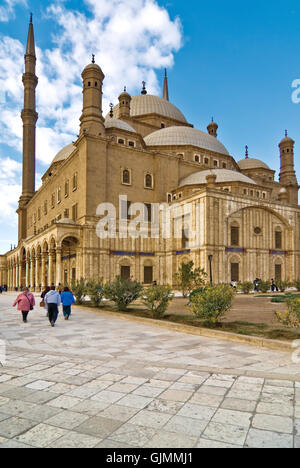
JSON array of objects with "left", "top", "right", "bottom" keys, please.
[
  {"left": 275, "top": 297, "right": 300, "bottom": 328},
  {"left": 86, "top": 280, "right": 104, "bottom": 307},
  {"left": 257, "top": 280, "right": 270, "bottom": 293},
  {"left": 293, "top": 281, "right": 300, "bottom": 292},
  {"left": 142, "top": 284, "right": 173, "bottom": 319},
  {"left": 238, "top": 281, "right": 253, "bottom": 294},
  {"left": 103, "top": 276, "right": 143, "bottom": 311},
  {"left": 71, "top": 278, "right": 87, "bottom": 305},
  {"left": 174, "top": 261, "right": 207, "bottom": 298},
  {"left": 276, "top": 280, "right": 290, "bottom": 292},
  {"left": 189, "top": 284, "right": 235, "bottom": 324}
]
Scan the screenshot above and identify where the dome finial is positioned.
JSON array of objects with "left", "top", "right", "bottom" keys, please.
[
  {"left": 30, "top": 12, "right": 33, "bottom": 24},
  {"left": 141, "top": 81, "right": 147, "bottom": 95},
  {"left": 285, "top": 129, "right": 288, "bottom": 138},
  {"left": 245, "top": 145, "right": 249, "bottom": 159},
  {"left": 92, "top": 54, "right": 95, "bottom": 64},
  {"left": 109, "top": 103, "right": 114, "bottom": 118}
]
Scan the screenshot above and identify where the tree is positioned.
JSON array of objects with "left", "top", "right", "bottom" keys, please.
[
  {"left": 103, "top": 276, "right": 143, "bottom": 311},
  {"left": 86, "top": 279, "right": 104, "bottom": 307},
  {"left": 175, "top": 261, "right": 207, "bottom": 298},
  {"left": 71, "top": 278, "right": 87, "bottom": 305},
  {"left": 189, "top": 284, "right": 235, "bottom": 324},
  {"left": 142, "top": 284, "right": 173, "bottom": 319}
]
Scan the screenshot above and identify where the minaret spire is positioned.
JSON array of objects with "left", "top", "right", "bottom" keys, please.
[
  {"left": 163, "top": 69, "right": 169, "bottom": 101},
  {"left": 18, "top": 15, "right": 38, "bottom": 241}
]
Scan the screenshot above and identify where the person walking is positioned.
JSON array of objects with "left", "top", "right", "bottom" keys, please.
[
  {"left": 60, "top": 287, "right": 75, "bottom": 320},
  {"left": 44, "top": 286, "right": 61, "bottom": 327},
  {"left": 13, "top": 287, "right": 35, "bottom": 323}
]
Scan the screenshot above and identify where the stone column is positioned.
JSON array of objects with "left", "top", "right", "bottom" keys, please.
[
  {"left": 56, "top": 247, "right": 62, "bottom": 287},
  {"left": 30, "top": 256, "right": 35, "bottom": 291},
  {"left": 26, "top": 258, "right": 30, "bottom": 288},
  {"left": 18, "top": 262, "right": 22, "bottom": 290},
  {"left": 35, "top": 254, "right": 40, "bottom": 291},
  {"left": 48, "top": 250, "right": 54, "bottom": 287},
  {"left": 41, "top": 252, "right": 47, "bottom": 289}
]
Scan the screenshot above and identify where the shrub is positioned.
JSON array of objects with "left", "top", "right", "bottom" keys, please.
[
  {"left": 103, "top": 276, "right": 143, "bottom": 311},
  {"left": 142, "top": 284, "right": 173, "bottom": 319},
  {"left": 71, "top": 278, "right": 87, "bottom": 305},
  {"left": 86, "top": 280, "right": 104, "bottom": 307},
  {"left": 276, "top": 280, "right": 290, "bottom": 292},
  {"left": 238, "top": 281, "right": 253, "bottom": 294},
  {"left": 257, "top": 280, "right": 270, "bottom": 293},
  {"left": 189, "top": 284, "right": 235, "bottom": 324},
  {"left": 293, "top": 281, "right": 300, "bottom": 292},
  {"left": 174, "top": 261, "right": 207, "bottom": 298},
  {"left": 275, "top": 297, "right": 300, "bottom": 328}
]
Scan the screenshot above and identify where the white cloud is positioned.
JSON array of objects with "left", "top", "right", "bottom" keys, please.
[
  {"left": 0, "top": 0, "right": 183, "bottom": 166},
  {"left": 0, "top": 157, "right": 22, "bottom": 226},
  {"left": 0, "top": 0, "right": 27, "bottom": 22}
]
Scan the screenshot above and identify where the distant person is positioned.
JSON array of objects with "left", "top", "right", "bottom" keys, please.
[
  {"left": 271, "top": 279, "right": 278, "bottom": 292},
  {"left": 45, "top": 286, "right": 61, "bottom": 327},
  {"left": 253, "top": 278, "right": 259, "bottom": 292},
  {"left": 12, "top": 287, "right": 35, "bottom": 323},
  {"left": 60, "top": 287, "right": 75, "bottom": 320}
]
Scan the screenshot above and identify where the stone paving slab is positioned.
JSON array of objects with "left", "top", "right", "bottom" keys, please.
[{"left": 0, "top": 293, "right": 299, "bottom": 448}]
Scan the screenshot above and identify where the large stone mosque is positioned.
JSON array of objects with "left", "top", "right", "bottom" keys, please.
[{"left": 0, "top": 18, "right": 299, "bottom": 290}]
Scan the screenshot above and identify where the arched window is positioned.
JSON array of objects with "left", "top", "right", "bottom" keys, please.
[
  {"left": 275, "top": 230, "right": 282, "bottom": 249},
  {"left": 123, "top": 169, "right": 130, "bottom": 185},
  {"left": 145, "top": 173, "right": 153, "bottom": 189},
  {"left": 230, "top": 225, "right": 239, "bottom": 246}
]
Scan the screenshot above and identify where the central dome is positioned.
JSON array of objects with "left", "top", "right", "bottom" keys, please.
[
  {"left": 111, "top": 95, "right": 187, "bottom": 123},
  {"left": 144, "top": 126, "right": 230, "bottom": 155}
]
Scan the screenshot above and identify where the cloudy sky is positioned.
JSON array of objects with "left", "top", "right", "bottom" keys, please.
[{"left": 0, "top": 0, "right": 300, "bottom": 253}]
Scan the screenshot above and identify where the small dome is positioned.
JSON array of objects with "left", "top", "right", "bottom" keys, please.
[
  {"left": 52, "top": 144, "right": 76, "bottom": 165},
  {"left": 104, "top": 118, "right": 137, "bottom": 133},
  {"left": 179, "top": 169, "right": 257, "bottom": 187},
  {"left": 279, "top": 187, "right": 287, "bottom": 194},
  {"left": 144, "top": 126, "right": 229, "bottom": 155},
  {"left": 109, "top": 94, "right": 187, "bottom": 123},
  {"left": 237, "top": 158, "right": 271, "bottom": 171}
]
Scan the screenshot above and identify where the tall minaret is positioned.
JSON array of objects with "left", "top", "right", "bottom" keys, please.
[
  {"left": 279, "top": 131, "right": 299, "bottom": 205},
  {"left": 18, "top": 14, "right": 38, "bottom": 241},
  {"left": 163, "top": 69, "right": 169, "bottom": 101}
]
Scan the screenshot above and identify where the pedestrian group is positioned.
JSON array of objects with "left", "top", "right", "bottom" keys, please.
[{"left": 13, "top": 285, "right": 75, "bottom": 327}]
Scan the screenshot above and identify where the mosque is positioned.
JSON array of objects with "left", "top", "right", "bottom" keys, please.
[{"left": 0, "top": 18, "right": 299, "bottom": 290}]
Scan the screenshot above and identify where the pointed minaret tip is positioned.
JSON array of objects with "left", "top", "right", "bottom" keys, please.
[
  {"left": 26, "top": 13, "right": 36, "bottom": 56},
  {"left": 163, "top": 69, "right": 169, "bottom": 101}
]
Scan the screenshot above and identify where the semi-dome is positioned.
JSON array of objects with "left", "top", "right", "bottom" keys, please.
[
  {"left": 104, "top": 118, "right": 137, "bottom": 133},
  {"left": 144, "top": 126, "right": 230, "bottom": 155},
  {"left": 110, "top": 95, "right": 187, "bottom": 123},
  {"left": 52, "top": 144, "right": 76, "bottom": 165},
  {"left": 179, "top": 169, "right": 257, "bottom": 187},
  {"left": 237, "top": 158, "right": 271, "bottom": 171}
]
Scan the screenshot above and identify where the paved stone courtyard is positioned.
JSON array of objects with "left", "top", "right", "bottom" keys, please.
[{"left": 0, "top": 292, "right": 299, "bottom": 448}]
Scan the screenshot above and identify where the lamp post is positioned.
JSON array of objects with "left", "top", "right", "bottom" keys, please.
[{"left": 208, "top": 255, "right": 213, "bottom": 284}]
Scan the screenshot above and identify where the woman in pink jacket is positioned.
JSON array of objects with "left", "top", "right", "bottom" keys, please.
[{"left": 13, "top": 288, "right": 35, "bottom": 323}]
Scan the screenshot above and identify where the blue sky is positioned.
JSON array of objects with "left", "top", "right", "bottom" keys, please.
[{"left": 0, "top": 0, "right": 299, "bottom": 254}]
